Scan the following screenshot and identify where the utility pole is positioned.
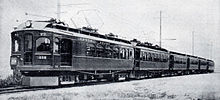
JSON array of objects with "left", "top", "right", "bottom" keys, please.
[
  {"left": 192, "top": 31, "right": 194, "bottom": 55},
  {"left": 159, "top": 11, "right": 162, "bottom": 48},
  {"left": 210, "top": 41, "right": 213, "bottom": 59}
]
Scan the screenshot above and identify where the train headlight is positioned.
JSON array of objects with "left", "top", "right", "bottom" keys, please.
[
  {"left": 25, "top": 20, "right": 32, "bottom": 28},
  {"left": 10, "top": 57, "right": 18, "bottom": 65}
]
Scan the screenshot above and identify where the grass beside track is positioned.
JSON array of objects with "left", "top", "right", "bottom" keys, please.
[{"left": 0, "top": 70, "right": 22, "bottom": 88}]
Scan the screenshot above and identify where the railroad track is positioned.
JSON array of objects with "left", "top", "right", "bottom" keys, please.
[
  {"left": 0, "top": 73, "right": 209, "bottom": 95},
  {"left": 0, "top": 78, "right": 129, "bottom": 95},
  {"left": 0, "top": 86, "right": 53, "bottom": 94},
  {"left": 0, "top": 80, "right": 109, "bottom": 95}
]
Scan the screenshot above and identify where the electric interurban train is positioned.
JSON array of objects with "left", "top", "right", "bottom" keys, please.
[{"left": 10, "top": 19, "right": 214, "bottom": 86}]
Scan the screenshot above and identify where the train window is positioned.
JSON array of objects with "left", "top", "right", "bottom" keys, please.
[
  {"left": 36, "top": 37, "right": 51, "bottom": 52},
  {"left": 61, "top": 39, "right": 72, "bottom": 53},
  {"left": 177, "top": 58, "right": 180, "bottom": 63},
  {"left": 146, "top": 52, "right": 149, "bottom": 61},
  {"left": 129, "top": 49, "right": 133, "bottom": 59},
  {"left": 158, "top": 54, "right": 161, "bottom": 62},
  {"left": 96, "top": 44, "right": 104, "bottom": 57},
  {"left": 182, "top": 58, "right": 184, "bottom": 64},
  {"left": 163, "top": 54, "right": 167, "bottom": 62},
  {"left": 119, "top": 48, "right": 126, "bottom": 59},
  {"left": 86, "top": 43, "right": 96, "bottom": 56},
  {"left": 105, "top": 45, "right": 113, "bottom": 58},
  {"left": 113, "top": 47, "right": 119, "bottom": 59},
  {"left": 126, "top": 49, "right": 129, "bottom": 59},
  {"left": 24, "top": 34, "right": 33, "bottom": 51},
  {"left": 142, "top": 52, "right": 145, "bottom": 61},
  {"left": 195, "top": 60, "right": 198, "bottom": 64},
  {"left": 145, "top": 52, "right": 147, "bottom": 61},
  {"left": 140, "top": 51, "right": 143, "bottom": 60},
  {"left": 127, "top": 49, "right": 130, "bottom": 59},
  {"left": 12, "top": 38, "right": 21, "bottom": 52},
  {"left": 176, "top": 57, "right": 179, "bottom": 63},
  {"left": 147, "top": 52, "right": 152, "bottom": 61},
  {"left": 202, "top": 61, "right": 206, "bottom": 65},
  {"left": 174, "top": 57, "right": 177, "bottom": 63},
  {"left": 161, "top": 54, "right": 164, "bottom": 62},
  {"left": 157, "top": 53, "right": 160, "bottom": 62},
  {"left": 180, "top": 58, "right": 182, "bottom": 63},
  {"left": 161, "top": 54, "right": 163, "bottom": 62},
  {"left": 53, "top": 38, "right": 60, "bottom": 53},
  {"left": 122, "top": 48, "right": 126, "bottom": 59},
  {"left": 180, "top": 58, "right": 182, "bottom": 64},
  {"left": 178, "top": 57, "right": 180, "bottom": 63},
  {"left": 156, "top": 53, "right": 159, "bottom": 61},
  {"left": 184, "top": 58, "right": 187, "bottom": 64},
  {"left": 162, "top": 54, "right": 164, "bottom": 62},
  {"left": 153, "top": 53, "right": 157, "bottom": 61},
  {"left": 151, "top": 53, "right": 154, "bottom": 61},
  {"left": 166, "top": 55, "right": 168, "bottom": 61},
  {"left": 164, "top": 54, "right": 167, "bottom": 62},
  {"left": 119, "top": 48, "right": 122, "bottom": 59},
  {"left": 144, "top": 52, "right": 147, "bottom": 61}
]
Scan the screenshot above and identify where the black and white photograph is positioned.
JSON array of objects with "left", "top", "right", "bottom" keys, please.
[{"left": 0, "top": 0, "right": 219, "bottom": 99}]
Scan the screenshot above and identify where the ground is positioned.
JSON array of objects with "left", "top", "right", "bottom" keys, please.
[{"left": 0, "top": 72, "right": 220, "bottom": 100}]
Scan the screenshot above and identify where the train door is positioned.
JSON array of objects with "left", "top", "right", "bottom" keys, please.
[
  {"left": 60, "top": 39, "right": 72, "bottom": 66},
  {"left": 169, "top": 55, "right": 174, "bottom": 70},
  {"left": 206, "top": 61, "right": 209, "bottom": 70},
  {"left": 24, "top": 34, "right": 33, "bottom": 65},
  {"left": 53, "top": 37, "right": 61, "bottom": 67},
  {"left": 187, "top": 58, "right": 190, "bottom": 70},
  {"left": 134, "top": 48, "right": 140, "bottom": 70}
]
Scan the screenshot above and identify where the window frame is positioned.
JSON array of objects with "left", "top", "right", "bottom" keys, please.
[
  {"left": 12, "top": 36, "right": 21, "bottom": 52},
  {"left": 86, "top": 43, "right": 96, "bottom": 57},
  {"left": 35, "top": 37, "right": 51, "bottom": 52},
  {"left": 53, "top": 37, "right": 60, "bottom": 54},
  {"left": 24, "top": 33, "right": 33, "bottom": 52}
]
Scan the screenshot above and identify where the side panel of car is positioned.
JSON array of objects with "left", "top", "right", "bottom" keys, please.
[
  {"left": 172, "top": 54, "right": 187, "bottom": 70},
  {"left": 70, "top": 36, "right": 133, "bottom": 71},
  {"left": 139, "top": 49, "right": 169, "bottom": 70}
]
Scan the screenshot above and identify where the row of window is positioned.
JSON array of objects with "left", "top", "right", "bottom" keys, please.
[
  {"left": 174, "top": 57, "right": 187, "bottom": 64},
  {"left": 140, "top": 51, "right": 169, "bottom": 62},
  {"left": 13, "top": 34, "right": 52, "bottom": 52},
  {"left": 209, "top": 62, "right": 214, "bottom": 66},
  {"left": 12, "top": 34, "right": 213, "bottom": 65},
  {"left": 86, "top": 43, "right": 133, "bottom": 59},
  {"left": 200, "top": 61, "right": 207, "bottom": 65},
  {"left": 191, "top": 59, "right": 199, "bottom": 65}
]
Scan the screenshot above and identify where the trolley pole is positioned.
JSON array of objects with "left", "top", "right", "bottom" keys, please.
[{"left": 56, "top": 0, "right": 89, "bottom": 20}]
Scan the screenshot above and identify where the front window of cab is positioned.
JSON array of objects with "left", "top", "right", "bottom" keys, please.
[
  {"left": 53, "top": 38, "right": 60, "bottom": 53},
  {"left": 36, "top": 37, "right": 51, "bottom": 52},
  {"left": 24, "top": 34, "right": 33, "bottom": 51},
  {"left": 12, "top": 33, "right": 21, "bottom": 52}
]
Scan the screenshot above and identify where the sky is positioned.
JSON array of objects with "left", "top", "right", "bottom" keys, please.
[{"left": 0, "top": 0, "right": 219, "bottom": 78}]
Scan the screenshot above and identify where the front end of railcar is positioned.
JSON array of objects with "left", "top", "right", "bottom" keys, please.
[{"left": 10, "top": 19, "right": 68, "bottom": 86}]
